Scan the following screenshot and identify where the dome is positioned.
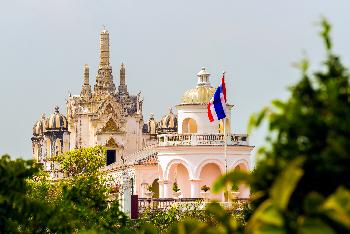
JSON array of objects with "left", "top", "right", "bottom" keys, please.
[
  {"left": 47, "top": 106, "right": 68, "bottom": 130},
  {"left": 159, "top": 108, "right": 178, "bottom": 133},
  {"left": 181, "top": 67, "right": 215, "bottom": 104},
  {"left": 33, "top": 114, "right": 46, "bottom": 136},
  {"left": 181, "top": 85, "right": 216, "bottom": 104}
]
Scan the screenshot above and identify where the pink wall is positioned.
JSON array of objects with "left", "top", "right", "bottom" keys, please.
[
  {"left": 199, "top": 163, "right": 222, "bottom": 200},
  {"left": 169, "top": 163, "right": 191, "bottom": 198}
]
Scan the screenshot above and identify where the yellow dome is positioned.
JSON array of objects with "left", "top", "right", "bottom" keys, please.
[
  {"left": 47, "top": 106, "right": 68, "bottom": 130},
  {"left": 181, "top": 85, "right": 215, "bottom": 104},
  {"left": 181, "top": 67, "right": 215, "bottom": 104},
  {"left": 33, "top": 114, "right": 47, "bottom": 136}
]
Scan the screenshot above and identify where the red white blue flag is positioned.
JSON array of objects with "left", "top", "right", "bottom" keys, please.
[{"left": 208, "top": 73, "right": 227, "bottom": 122}]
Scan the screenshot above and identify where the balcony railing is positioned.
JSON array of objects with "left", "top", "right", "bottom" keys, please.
[
  {"left": 157, "top": 133, "right": 249, "bottom": 147},
  {"left": 138, "top": 198, "right": 249, "bottom": 213}
]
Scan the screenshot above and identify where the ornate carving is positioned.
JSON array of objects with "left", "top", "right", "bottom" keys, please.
[
  {"left": 103, "top": 103, "right": 115, "bottom": 116},
  {"left": 101, "top": 118, "right": 119, "bottom": 132},
  {"left": 105, "top": 137, "right": 119, "bottom": 148}
]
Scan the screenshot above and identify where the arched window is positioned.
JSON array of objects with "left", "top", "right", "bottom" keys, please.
[
  {"left": 182, "top": 118, "right": 197, "bottom": 133},
  {"left": 46, "top": 139, "right": 51, "bottom": 157},
  {"left": 55, "top": 138, "right": 61, "bottom": 156}
]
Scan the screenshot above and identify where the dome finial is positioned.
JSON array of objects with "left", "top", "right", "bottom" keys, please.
[
  {"left": 54, "top": 106, "right": 59, "bottom": 113},
  {"left": 196, "top": 67, "right": 211, "bottom": 86}
]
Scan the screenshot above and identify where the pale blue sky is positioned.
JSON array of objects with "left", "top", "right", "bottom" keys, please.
[{"left": 0, "top": 1, "right": 349, "bottom": 159}]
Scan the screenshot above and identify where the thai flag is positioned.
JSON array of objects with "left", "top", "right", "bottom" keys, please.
[{"left": 208, "top": 73, "right": 227, "bottom": 122}]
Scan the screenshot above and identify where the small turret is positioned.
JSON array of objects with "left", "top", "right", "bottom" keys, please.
[
  {"left": 118, "top": 63, "right": 128, "bottom": 94},
  {"left": 84, "top": 64, "right": 89, "bottom": 85},
  {"left": 80, "top": 64, "right": 92, "bottom": 98}
]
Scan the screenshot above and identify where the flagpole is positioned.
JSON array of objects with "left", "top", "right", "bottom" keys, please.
[
  {"left": 223, "top": 71, "right": 229, "bottom": 201},
  {"left": 224, "top": 117, "right": 227, "bottom": 174}
]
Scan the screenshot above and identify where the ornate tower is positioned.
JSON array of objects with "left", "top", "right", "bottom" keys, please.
[
  {"left": 118, "top": 63, "right": 128, "bottom": 94},
  {"left": 93, "top": 28, "right": 116, "bottom": 96},
  {"left": 80, "top": 64, "right": 92, "bottom": 98}
]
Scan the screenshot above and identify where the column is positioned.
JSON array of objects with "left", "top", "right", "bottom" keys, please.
[
  {"left": 158, "top": 180, "right": 164, "bottom": 198},
  {"left": 190, "top": 179, "right": 201, "bottom": 198},
  {"left": 163, "top": 180, "right": 172, "bottom": 198}
]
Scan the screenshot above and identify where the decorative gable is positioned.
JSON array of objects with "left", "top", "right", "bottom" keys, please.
[
  {"left": 105, "top": 137, "right": 119, "bottom": 148},
  {"left": 103, "top": 103, "right": 115, "bottom": 116},
  {"left": 101, "top": 118, "right": 119, "bottom": 132}
]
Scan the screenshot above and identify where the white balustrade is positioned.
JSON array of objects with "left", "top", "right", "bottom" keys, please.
[{"left": 157, "top": 133, "right": 248, "bottom": 147}]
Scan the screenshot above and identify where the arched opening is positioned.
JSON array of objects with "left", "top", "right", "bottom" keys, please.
[
  {"left": 55, "top": 138, "right": 61, "bottom": 156},
  {"left": 151, "top": 179, "right": 159, "bottom": 198},
  {"left": 168, "top": 163, "right": 191, "bottom": 198},
  {"left": 33, "top": 144, "right": 39, "bottom": 162},
  {"left": 46, "top": 139, "right": 51, "bottom": 157},
  {"left": 182, "top": 118, "right": 197, "bottom": 133},
  {"left": 232, "top": 162, "right": 249, "bottom": 199},
  {"left": 199, "top": 163, "right": 223, "bottom": 201}
]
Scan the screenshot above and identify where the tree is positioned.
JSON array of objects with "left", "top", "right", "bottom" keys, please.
[
  {"left": 208, "top": 18, "right": 350, "bottom": 234},
  {"left": 0, "top": 154, "right": 45, "bottom": 233},
  {"left": 55, "top": 145, "right": 106, "bottom": 177}
]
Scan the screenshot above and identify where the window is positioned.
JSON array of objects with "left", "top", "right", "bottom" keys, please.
[
  {"left": 106, "top": 149, "right": 116, "bottom": 165},
  {"left": 182, "top": 118, "right": 197, "bottom": 133}
]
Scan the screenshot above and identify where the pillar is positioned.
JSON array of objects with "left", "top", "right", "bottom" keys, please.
[
  {"left": 190, "top": 179, "right": 201, "bottom": 198},
  {"left": 163, "top": 180, "right": 172, "bottom": 198},
  {"left": 158, "top": 180, "right": 164, "bottom": 198}
]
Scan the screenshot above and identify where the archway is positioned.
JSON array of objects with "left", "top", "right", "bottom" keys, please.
[
  {"left": 182, "top": 118, "right": 197, "bottom": 133},
  {"left": 168, "top": 163, "right": 191, "bottom": 198},
  {"left": 151, "top": 179, "right": 159, "bottom": 198},
  {"left": 232, "top": 162, "right": 249, "bottom": 199},
  {"left": 199, "top": 163, "right": 223, "bottom": 201}
]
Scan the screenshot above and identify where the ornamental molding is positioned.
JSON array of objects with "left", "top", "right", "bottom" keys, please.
[{"left": 104, "top": 137, "right": 122, "bottom": 149}]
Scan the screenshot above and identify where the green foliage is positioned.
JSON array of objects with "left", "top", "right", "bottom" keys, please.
[
  {"left": 55, "top": 145, "right": 106, "bottom": 177},
  {"left": 173, "top": 182, "right": 180, "bottom": 192},
  {"left": 0, "top": 155, "right": 41, "bottom": 233},
  {"left": 139, "top": 202, "right": 245, "bottom": 233},
  {"left": 201, "top": 185, "right": 210, "bottom": 192},
  {"left": 26, "top": 146, "right": 130, "bottom": 233},
  {"left": 248, "top": 18, "right": 350, "bottom": 217}
]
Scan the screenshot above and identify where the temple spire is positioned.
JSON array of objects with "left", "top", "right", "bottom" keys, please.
[
  {"left": 120, "top": 63, "right": 125, "bottom": 86},
  {"left": 118, "top": 63, "right": 128, "bottom": 94},
  {"left": 93, "top": 27, "right": 116, "bottom": 95},
  {"left": 83, "top": 64, "right": 89, "bottom": 85},
  {"left": 99, "top": 28, "right": 110, "bottom": 67},
  {"left": 80, "top": 64, "right": 92, "bottom": 98}
]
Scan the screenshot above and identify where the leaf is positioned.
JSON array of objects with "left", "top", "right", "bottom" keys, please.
[
  {"left": 322, "top": 187, "right": 350, "bottom": 229},
  {"left": 297, "top": 218, "right": 336, "bottom": 234},
  {"left": 246, "top": 199, "right": 286, "bottom": 234},
  {"left": 269, "top": 157, "right": 305, "bottom": 210},
  {"left": 212, "top": 169, "right": 250, "bottom": 193}
]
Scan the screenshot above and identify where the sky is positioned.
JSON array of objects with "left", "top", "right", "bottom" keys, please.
[{"left": 0, "top": 1, "right": 349, "bottom": 159}]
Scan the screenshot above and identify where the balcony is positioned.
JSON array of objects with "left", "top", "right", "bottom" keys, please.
[{"left": 157, "top": 133, "right": 249, "bottom": 147}]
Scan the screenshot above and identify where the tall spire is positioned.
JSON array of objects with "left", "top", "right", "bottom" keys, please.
[
  {"left": 93, "top": 27, "right": 116, "bottom": 95},
  {"left": 83, "top": 64, "right": 89, "bottom": 85},
  {"left": 99, "top": 27, "right": 110, "bottom": 68},
  {"left": 80, "top": 64, "right": 92, "bottom": 98},
  {"left": 120, "top": 63, "right": 125, "bottom": 86}
]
